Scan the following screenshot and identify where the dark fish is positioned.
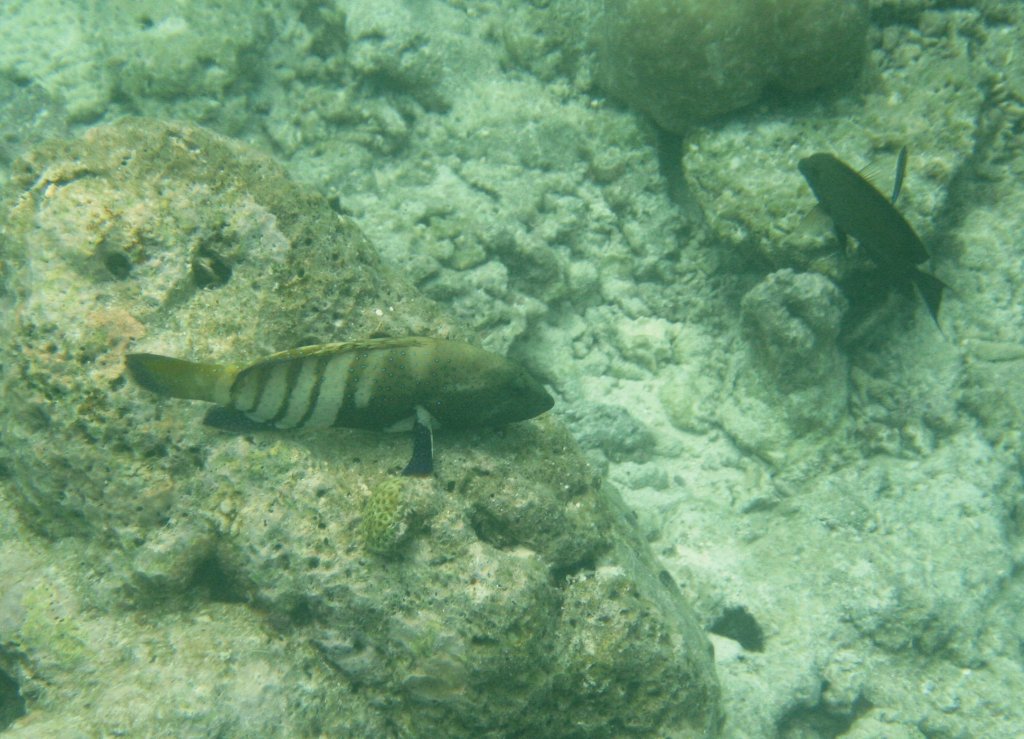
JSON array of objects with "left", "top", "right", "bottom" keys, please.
[
  {"left": 798, "top": 150, "right": 946, "bottom": 325},
  {"left": 126, "top": 337, "right": 554, "bottom": 475}
]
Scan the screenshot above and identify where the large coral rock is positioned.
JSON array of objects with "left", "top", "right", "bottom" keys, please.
[
  {"left": 0, "top": 119, "right": 720, "bottom": 737},
  {"left": 598, "top": 0, "right": 869, "bottom": 133}
]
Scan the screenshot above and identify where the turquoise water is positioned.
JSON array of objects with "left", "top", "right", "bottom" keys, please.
[{"left": 1, "top": 2, "right": 1023, "bottom": 736}]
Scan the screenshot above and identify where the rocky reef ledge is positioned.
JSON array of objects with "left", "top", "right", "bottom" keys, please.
[{"left": 0, "top": 119, "right": 720, "bottom": 737}]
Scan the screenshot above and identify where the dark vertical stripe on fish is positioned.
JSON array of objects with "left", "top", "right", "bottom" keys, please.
[
  {"left": 231, "top": 363, "right": 266, "bottom": 413},
  {"left": 336, "top": 352, "right": 367, "bottom": 424},
  {"left": 294, "top": 354, "right": 330, "bottom": 429},
  {"left": 253, "top": 362, "right": 287, "bottom": 421},
  {"left": 268, "top": 357, "right": 305, "bottom": 426}
]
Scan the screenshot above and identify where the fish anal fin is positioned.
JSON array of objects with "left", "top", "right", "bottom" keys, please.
[
  {"left": 203, "top": 406, "right": 269, "bottom": 432},
  {"left": 913, "top": 268, "right": 946, "bottom": 328}
]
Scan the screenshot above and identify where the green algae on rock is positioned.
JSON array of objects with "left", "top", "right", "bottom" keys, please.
[
  {"left": 598, "top": 0, "right": 869, "bottom": 133},
  {"left": 0, "top": 119, "right": 721, "bottom": 737}
]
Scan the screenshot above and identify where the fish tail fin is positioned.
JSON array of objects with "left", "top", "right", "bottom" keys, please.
[
  {"left": 913, "top": 270, "right": 946, "bottom": 326},
  {"left": 126, "top": 353, "right": 236, "bottom": 405}
]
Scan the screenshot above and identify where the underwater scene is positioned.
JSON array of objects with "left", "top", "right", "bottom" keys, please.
[{"left": 1, "top": 0, "right": 1023, "bottom": 736}]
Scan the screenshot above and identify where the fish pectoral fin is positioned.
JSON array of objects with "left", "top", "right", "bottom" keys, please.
[
  {"left": 913, "top": 269, "right": 947, "bottom": 328},
  {"left": 383, "top": 416, "right": 415, "bottom": 433},
  {"left": 401, "top": 406, "right": 435, "bottom": 477},
  {"left": 795, "top": 204, "right": 834, "bottom": 239},
  {"left": 796, "top": 204, "right": 855, "bottom": 253}
]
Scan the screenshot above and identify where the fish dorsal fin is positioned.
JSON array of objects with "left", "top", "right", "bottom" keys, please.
[
  {"left": 856, "top": 161, "right": 886, "bottom": 189},
  {"left": 254, "top": 337, "right": 435, "bottom": 366},
  {"left": 857, "top": 146, "right": 908, "bottom": 204}
]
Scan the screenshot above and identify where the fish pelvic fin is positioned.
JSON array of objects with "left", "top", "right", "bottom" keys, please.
[
  {"left": 913, "top": 269, "right": 946, "bottom": 327},
  {"left": 126, "top": 353, "right": 237, "bottom": 405},
  {"left": 402, "top": 406, "right": 435, "bottom": 477}
]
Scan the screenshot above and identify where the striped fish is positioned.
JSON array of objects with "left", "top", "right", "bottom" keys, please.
[{"left": 125, "top": 337, "right": 554, "bottom": 475}]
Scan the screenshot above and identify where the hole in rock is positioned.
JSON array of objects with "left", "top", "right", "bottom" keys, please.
[
  {"left": 190, "top": 556, "right": 245, "bottom": 603},
  {"left": 710, "top": 605, "right": 765, "bottom": 652}
]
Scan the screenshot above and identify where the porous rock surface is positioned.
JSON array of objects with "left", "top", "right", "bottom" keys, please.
[{"left": 0, "top": 119, "right": 720, "bottom": 737}]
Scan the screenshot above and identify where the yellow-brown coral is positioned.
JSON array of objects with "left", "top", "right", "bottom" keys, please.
[{"left": 358, "top": 477, "right": 409, "bottom": 554}]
